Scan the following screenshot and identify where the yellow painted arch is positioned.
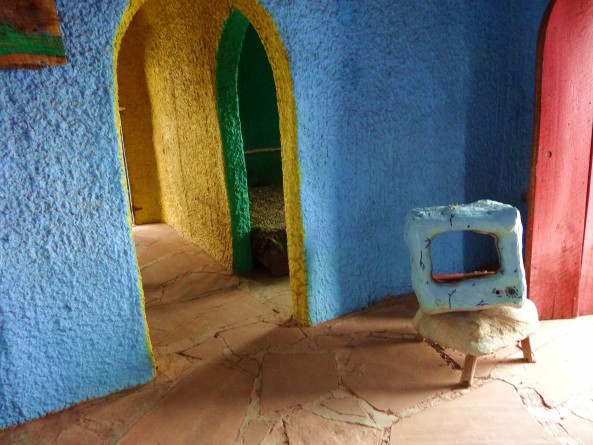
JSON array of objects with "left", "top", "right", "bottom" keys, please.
[
  {"left": 234, "top": 0, "right": 309, "bottom": 324},
  {"left": 113, "top": 0, "right": 309, "bottom": 328}
]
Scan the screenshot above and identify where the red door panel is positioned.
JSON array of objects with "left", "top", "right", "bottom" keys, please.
[
  {"left": 527, "top": 0, "right": 593, "bottom": 319},
  {"left": 577, "top": 149, "right": 593, "bottom": 315}
]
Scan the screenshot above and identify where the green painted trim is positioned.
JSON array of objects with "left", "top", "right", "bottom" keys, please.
[
  {"left": 216, "top": 11, "right": 253, "bottom": 272},
  {"left": 0, "top": 25, "right": 65, "bottom": 57}
]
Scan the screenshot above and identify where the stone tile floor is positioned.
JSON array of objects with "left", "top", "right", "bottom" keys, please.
[{"left": 2, "top": 224, "right": 593, "bottom": 444}]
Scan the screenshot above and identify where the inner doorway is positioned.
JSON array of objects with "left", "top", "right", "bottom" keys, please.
[
  {"left": 238, "top": 23, "right": 288, "bottom": 276},
  {"left": 116, "top": 1, "right": 309, "bottom": 324},
  {"left": 216, "top": 9, "right": 308, "bottom": 323}
]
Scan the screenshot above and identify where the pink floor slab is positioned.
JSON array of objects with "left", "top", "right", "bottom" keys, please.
[{"left": 1, "top": 224, "right": 592, "bottom": 444}]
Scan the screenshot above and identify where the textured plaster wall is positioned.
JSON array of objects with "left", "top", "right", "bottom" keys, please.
[
  {"left": 217, "top": 11, "right": 254, "bottom": 273},
  {"left": 216, "top": 1, "right": 308, "bottom": 322},
  {"left": 117, "top": 10, "right": 162, "bottom": 224},
  {"left": 0, "top": 0, "right": 553, "bottom": 427},
  {"left": 0, "top": 0, "right": 153, "bottom": 428},
  {"left": 255, "top": 0, "right": 549, "bottom": 322},
  {"left": 119, "top": 0, "right": 234, "bottom": 268},
  {"left": 461, "top": 2, "right": 549, "bottom": 271},
  {"left": 117, "top": 0, "right": 308, "bottom": 315}
]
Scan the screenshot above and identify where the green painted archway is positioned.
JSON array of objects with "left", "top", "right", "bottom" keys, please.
[
  {"left": 216, "top": 7, "right": 309, "bottom": 323},
  {"left": 216, "top": 11, "right": 253, "bottom": 272}
]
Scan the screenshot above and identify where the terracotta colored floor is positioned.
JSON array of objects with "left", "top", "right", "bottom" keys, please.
[{"left": 2, "top": 224, "right": 593, "bottom": 444}]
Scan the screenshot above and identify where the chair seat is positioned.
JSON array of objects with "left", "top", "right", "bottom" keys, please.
[{"left": 412, "top": 298, "right": 539, "bottom": 356}]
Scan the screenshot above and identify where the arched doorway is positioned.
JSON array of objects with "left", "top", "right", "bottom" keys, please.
[
  {"left": 526, "top": 0, "right": 593, "bottom": 319},
  {"left": 216, "top": 8, "right": 309, "bottom": 324},
  {"left": 116, "top": 5, "right": 162, "bottom": 225},
  {"left": 239, "top": 24, "right": 287, "bottom": 277},
  {"left": 114, "top": 0, "right": 309, "bottom": 325}
]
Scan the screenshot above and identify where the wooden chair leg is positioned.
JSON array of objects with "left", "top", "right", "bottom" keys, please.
[
  {"left": 460, "top": 354, "right": 478, "bottom": 387},
  {"left": 521, "top": 337, "right": 536, "bottom": 363}
]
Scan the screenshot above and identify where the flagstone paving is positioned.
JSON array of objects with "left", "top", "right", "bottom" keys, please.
[
  {"left": 389, "top": 381, "right": 557, "bottom": 444},
  {"left": 1, "top": 223, "right": 592, "bottom": 444}
]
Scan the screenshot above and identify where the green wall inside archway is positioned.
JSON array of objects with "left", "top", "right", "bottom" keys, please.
[
  {"left": 216, "top": 11, "right": 253, "bottom": 272},
  {"left": 239, "top": 24, "right": 283, "bottom": 187}
]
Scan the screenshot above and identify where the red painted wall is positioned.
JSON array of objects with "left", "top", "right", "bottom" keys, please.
[{"left": 528, "top": 0, "right": 593, "bottom": 319}]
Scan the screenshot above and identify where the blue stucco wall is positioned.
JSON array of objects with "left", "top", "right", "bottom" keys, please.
[
  {"left": 0, "top": 0, "right": 552, "bottom": 428},
  {"left": 0, "top": 0, "right": 153, "bottom": 428},
  {"left": 260, "top": 0, "right": 549, "bottom": 323}
]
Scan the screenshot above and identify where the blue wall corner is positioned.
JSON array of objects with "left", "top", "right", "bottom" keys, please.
[
  {"left": 260, "top": 0, "right": 549, "bottom": 323},
  {"left": 0, "top": 0, "right": 552, "bottom": 427}
]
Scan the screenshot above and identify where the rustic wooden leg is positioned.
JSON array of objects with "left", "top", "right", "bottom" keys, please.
[
  {"left": 460, "top": 354, "right": 478, "bottom": 387},
  {"left": 521, "top": 337, "right": 536, "bottom": 363},
  {"left": 414, "top": 335, "right": 424, "bottom": 342}
]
